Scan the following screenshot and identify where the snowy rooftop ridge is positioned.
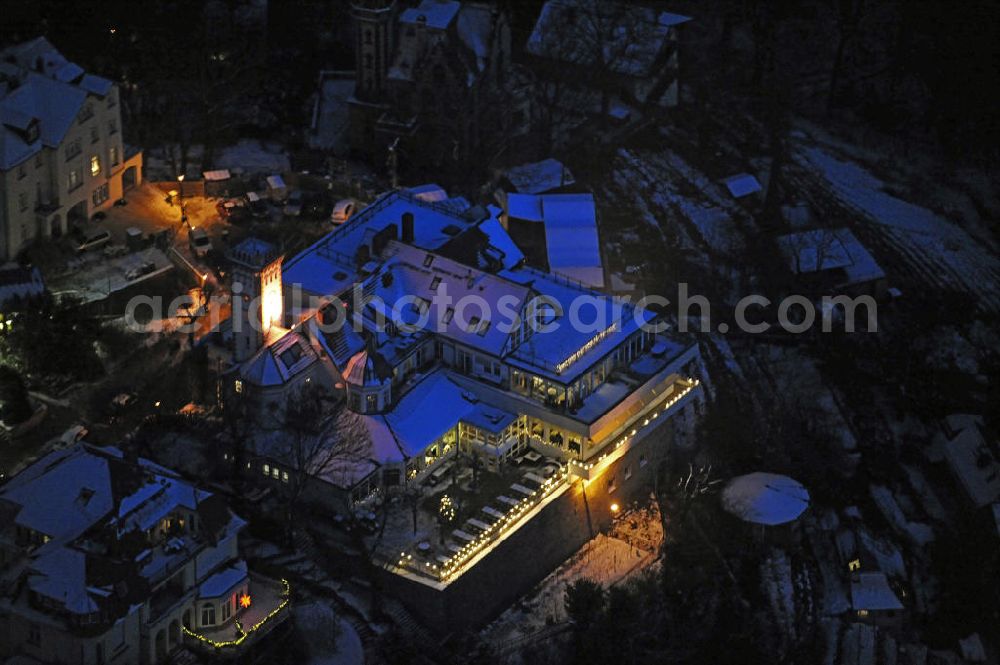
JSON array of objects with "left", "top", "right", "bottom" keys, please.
[{"left": 0, "top": 37, "right": 116, "bottom": 169}]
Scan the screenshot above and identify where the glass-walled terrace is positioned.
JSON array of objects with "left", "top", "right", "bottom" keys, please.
[{"left": 510, "top": 330, "right": 652, "bottom": 412}]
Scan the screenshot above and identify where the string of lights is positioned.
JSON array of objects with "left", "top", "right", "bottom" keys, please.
[{"left": 181, "top": 579, "right": 291, "bottom": 650}]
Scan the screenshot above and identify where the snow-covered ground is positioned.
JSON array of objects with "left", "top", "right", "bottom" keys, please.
[
  {"left": 308, "top": 75, "right": 354, "bottom": 153},
  {"left": 481, "top": 504, "right": 662, "bottom": 651},
  {"left": 794, "top": 140, "right": 1000, "bottom": 314},
  {"left": 602, "top": 144, "right": 747, "bottom": 258},
  {"left": 215, "top": 139, "right": 291, "bottom": 175},
  {"left": 294, "top": 602, "right": 363, "bottom": 665}
]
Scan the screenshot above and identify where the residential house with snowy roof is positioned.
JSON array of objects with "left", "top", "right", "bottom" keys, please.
[
  {"left": 777, "top": 227, "right": 888, "bottom": 300},
  {"left": 0, "top": 37, "right": 143, "bottom": 261},
  {"left": 347, "top": 0, "right": 524, "bottom": 168},
  {"left": 526, "top": 0, "right": 690, "bottom": 130},
  {"left": 223, "top": 188, "right": 702, "bottom": 609},
  {"left": 0, "top": 444, "right": 288, "bottom": 664}
]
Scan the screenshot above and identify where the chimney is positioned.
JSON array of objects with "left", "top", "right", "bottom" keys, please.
[{"left": 401, "top": 212, "right": 415, "bottom": 243}]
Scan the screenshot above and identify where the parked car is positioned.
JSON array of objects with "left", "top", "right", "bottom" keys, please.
[
  {"left": 189, "top": 227, "right": 212, "bottom": 258},
  {"left": 245, "top": 191, "right": 268, "bottom": 217},
  {"left": 331, "top": 198, "right": 357, "bottom": 225},
  {"left": 216, "top": 199, "right": 245, "bottom": 218},
  {"left": 283, "top": 190, "right": 303, "bottom": 217},
  {"left": 75, "top": 229, "right": 112, "bottom": 254}
]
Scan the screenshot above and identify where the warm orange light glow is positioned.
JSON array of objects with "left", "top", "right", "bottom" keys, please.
[
  {"left": 260, "top": 261, "right": 283, "bottom": 333},
  {"left": 239, "top": 594, "right": 251, "bottom": 608},
  {"left": 610, "top": 503, "right": 620, "bottom": 513}
]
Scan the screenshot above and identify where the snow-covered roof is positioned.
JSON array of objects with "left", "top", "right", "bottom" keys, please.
[
  {"left": 937, "top": 414, "right": 1000, "bottom": 508},
  {"left": 283, "top": 190, "right": 480, "bottom": 297},
  {"left": 777, "top": 228, "right": 885, "bottom": 285},
  {"left": 722, "top": 173, "right": 762, "bottom": 198},
  {"left": 363, "top": 240, "right": 532, "bottom": 358},
  {"left": 504, "top": 267, "right": 655, "bottom": 383},
  {"left": 541, "top": 194, "right": 604, "bottom": 288},
  {"left": 477, "top": 217, "right": 525, "bottom": 269},
  {"left": 0, "top": 445, "right": 115, "bottom": 539},
  {"left": 408, "top": 183, "right": 449, "bottom": 202},
  {"left": 199, "top": 561, "right": 248, "bottom": 599},
  {"left": 0, "top": 444, "right": 242, "bottom": 616},
  {"left": 78, "top": 74, "right": 113, "bottom": 97},
  {"left": 363, "top": 370, "right": 515, "bottom": 463},
  {"left": 203, "top": 169, "right": 232, "bottom": 181},
  {"left": 503, "top": 158, "right": 576, "bottom": 195},
  {"left": 506, "top": 193, "right": 604, "bottom": 288},
  {"left": 1, "top": 38, "right": 118, "bottom": 169},
  {"left": 722, "top": 472, "right": 810, "bottom": 526},
  {"left": 506, "top": 193, "right": 545, "bottom": 222},
  {"left": 230, "top": 237, "right": 280, "bottom": 269},
  {"left": 342, "top": 348, "right": 392, "bottom": 387},
  {"left": 658, "top": 12, "right": 693, "bottom": 27},
  {"left": 850, "top": 572, "right": 903, "bottom": 611},
  {"left": 399, "top": 0, "right": 461, "bottom": 29},
  {"left": 455, "top": 2, "right": 494, "bottom": 73},
  {"left": 241, "top": 330, "right": 319, "bottom": 388}
]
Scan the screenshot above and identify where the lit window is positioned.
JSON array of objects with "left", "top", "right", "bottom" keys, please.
[
  {"left": 476, "top": 320, "right": 490, "bottom": 336},
  {"left": 234, "top": 379, "right": 243, "bottom": 393},
  {"left": 281, "top": 471, "right": 289, "bottom": 483},
  {"left": 430, "top": 276, "right": 441, "bottom": 291},
  {"left": 423, "top": 254, "right": 434, "bottom": 267},
  {"left": 443, "top": 307, "right": 454, "bottom": 324},
  {"left": 90, "top": 155, "right": 101, "bottom": 176},
  {"left": 271, "top": 466, "right": 280, "bottom": 479},
  {"left": 848, "top": 559, "right": 861, "bottom": 572},
  {"left": 262, "top": 463, "right": 270, "bottom": 476},
  {"left": 110, "top": 146, "right": 119, "bottom": 166}
]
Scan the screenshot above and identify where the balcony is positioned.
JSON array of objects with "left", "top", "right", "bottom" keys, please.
[{"left": 183, "top": 575, "right": 290, "bottom": 658}]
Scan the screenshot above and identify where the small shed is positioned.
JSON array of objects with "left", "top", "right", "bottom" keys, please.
[
  {"left": 266, "top": 175, "right": 287, "bottom": 203},
  {"left": 202, "top": 169, "right": 232, "bottom": 197}
]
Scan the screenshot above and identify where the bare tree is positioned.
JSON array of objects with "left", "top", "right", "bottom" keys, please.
[
  {"left": 526, "top": 0, "right": 665, "bottom": 150},
  {"left": 265, "top": 384, "right": 371, "bottom": 545},
  {"left": 827, "top": 0, "right": 868, "bottom": 112}
]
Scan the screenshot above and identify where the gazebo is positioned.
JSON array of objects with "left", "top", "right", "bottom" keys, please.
[{"left": 721, "top": 472, "right": 810, "bottom": 544}]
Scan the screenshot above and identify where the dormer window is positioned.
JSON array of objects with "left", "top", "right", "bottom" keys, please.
[
  {"left": 476, "top": 320, "right": 491, "bottom": 336},
  {"left": 442, "top": 307, "right": 454, "bottom": 324},
  {"left": 25, "top": 120, "right": 39, "bottom": 144},
  {"left": 423, "top": 254, "right": 434, "bottom": 267},
  {"left": 430, "top": 276, "right": 441, "bottom": 291}
]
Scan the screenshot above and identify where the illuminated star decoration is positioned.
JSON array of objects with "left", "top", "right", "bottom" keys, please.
[{"left": 239, "top": 594, "right": 252, "bottom": 609}]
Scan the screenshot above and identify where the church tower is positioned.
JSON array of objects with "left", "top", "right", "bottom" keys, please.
[
  {"left": 229, "top": 238, "right": 284, "bottom": 362},
  {"left": 351, "top": 0, "right": 397, "bottom": 102}
]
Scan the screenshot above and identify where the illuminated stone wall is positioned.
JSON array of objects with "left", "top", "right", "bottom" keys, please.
[{"left": 380, "top": 412, "right": 681, "bottom": 632}]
